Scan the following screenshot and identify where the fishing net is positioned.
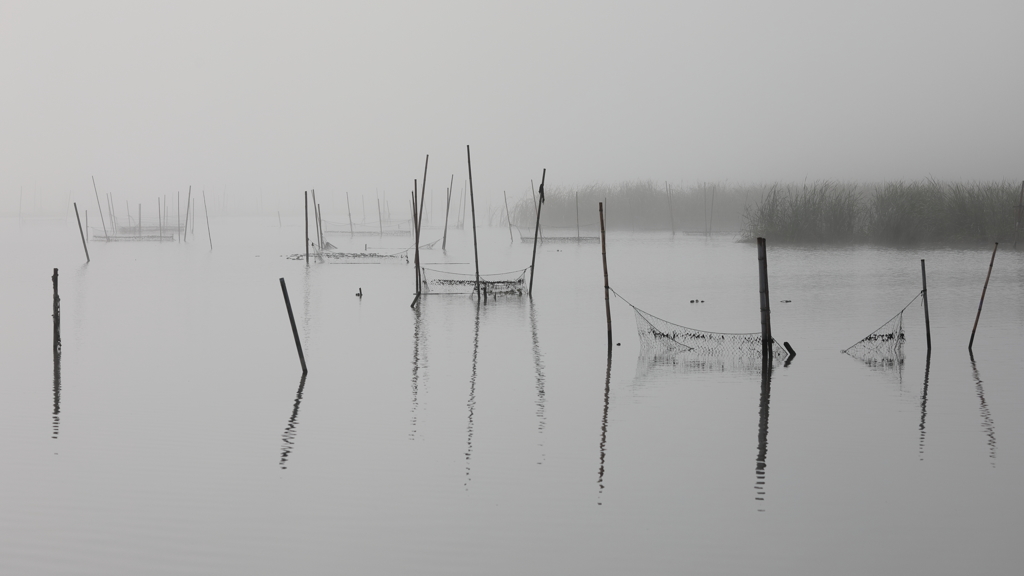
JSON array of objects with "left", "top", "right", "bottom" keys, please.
[
  {"left": 285, "top": 249, "right": 408, "bottom": 263},
  {"left": 322, "top": 219, "right": 412, "bottom": 236},
  {"left": 632, "top": 306, "right": 789, "bottom": 359},
  {"left": 516, "top": 225, "right": 601, "bottom": 243},
  {"left": 421, "top": 267, "right": 528, "bottom": 296},
  {"left": 841, "top": 291, "right": 921, "bottom": 369}
]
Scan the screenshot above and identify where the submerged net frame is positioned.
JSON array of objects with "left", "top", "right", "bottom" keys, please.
[
  {"left": 421, "top": 267, "right": 528, "bottom": 296},
  {"left": 612, "top": 288, "right": 789, "bottom": 360},
  {"left": 841, "top": 291, "right": 922, "bottom": 368}
]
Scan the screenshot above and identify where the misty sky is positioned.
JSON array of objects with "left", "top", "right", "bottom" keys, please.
[{"left": 3, "top": 0, "right": 1023, "bottom": 210}]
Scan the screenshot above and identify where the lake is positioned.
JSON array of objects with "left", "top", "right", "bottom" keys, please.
[{"left": 2, "top": 215, "right": 1022, "bottom": 574}]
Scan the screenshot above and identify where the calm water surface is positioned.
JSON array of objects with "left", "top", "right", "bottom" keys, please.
[{"left": 1, "top": 216, "right": 1022, "bottom": 574}]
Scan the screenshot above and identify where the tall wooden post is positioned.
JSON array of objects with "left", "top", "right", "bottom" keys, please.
[
  {"left": 184, "top": 187, "right": 192, "bottom": 242},
  {"left": 528, "top": 169, "right": 546, "bottom": 297},
  {"left": 576, "top": 191, "right": 580, "bottom": 240},
  {"left": 418, "top": 155, "right": 429, "bottom": 244},
  {"left": 279, "top": 278, "right": 307, "bottom": 374},
  {"left": 73, "top": 203, "right": 90, "bottom": 263},
  {"left": 467, "top": 145, "right": 481, "bottom": 299},
  {"left": 969, "top": 243, "right": 998, "bottom": 351},
  {"left": 412, "top": 185, "right": 422, "bottom": 298},
  {"left": 311, "top": 190, "right": 320, "bottom": 249},
  {"left": 304, "top": 191, "right": 309, "bottom": 265},
  {"left": 377, "top": 195, "right": 383, "bottom": 236},
  {"left": 346, "top": 191, "right": 354, "bottom": 236},
  {"left": 158, "top": 199, "right": 163, "bottom": 242},
  {"left": 600, "top": 202, "right": 612, "bottom": 353},
  {"left": 442, "top": 174, "right": 453, "bottom": 250},
  {"left": 921, "top": 259, "right": 931, "bottom": 351},
  {"left": 91, "top": 176, "right": 108, "bottom": 240},
  {"left": 504, "top": 191, "right": 514, "bottom": 243},
  {"left": 757, "top": 238, "right": 773, "bottom": 357},
  {"left": 52, "top": 269, "right": 60, "bottom": 353},
  {"left": 203, "top": 191, "right": 213, "bottom": 250}
]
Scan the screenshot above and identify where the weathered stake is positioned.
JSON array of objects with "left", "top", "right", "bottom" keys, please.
[
  {"left": 304, "top": 191, "right": 309, "bottom": 265},
  {"left": 52, "top": 268, "right": 61, "bottom": 353},
  {"left": 467, "top": 145, "right": 481, "bottom": 299},
  {"left": 528, "top": 169, "right": 547, "bottom": 297},
  {"left": 184, "top": 187, "right": 192, "bottom": 242},
  {"left": 91, "top": 176, "right": 109, "bottom": 240},
  {"left": 504, "top": 191, "right": 514, "bottom": 243},
  {"left": 969, "top": 243, "right": 998, "bottom": 351},
  {"left": 757, "top": 238, "right": 773, "bottom": 358},
  {"left": 73, "top": 203, "right": 90, "bottom": 263},
  {"left": 346, "top": 191, "right": 354, "bottom": 236},
  {"left": 921, "top": 259, "right": 931, "bottom": 351},
  {"left": 203, "top": 191, "right": 213, "bottom": 250},
  {"left": 279, "top": 278, "right": 307, "bottom": 374},
  {"left": 600, "top": 202, "right": 612, "bottom": 353},
  {"left": 412, "top": 185, "right": 422, "bottom": 300}
]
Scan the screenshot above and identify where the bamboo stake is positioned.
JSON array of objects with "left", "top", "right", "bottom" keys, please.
[
  {"left": 600, "top": 202, "right": 612, "bottom": 353},
  {"left": 576, "top": 191, "right": 580, "bottom": 240},
  {"left": 504, "top": 191, "right": 514, "bottom": 243},
  {"left": 921, "top": 259, "right": 931, "bottom": 351},
  {"left": 184, "top": 187, "right": 192, "bottom": 242},
  {"left": 411, "top": 188, "right": 421, "bottom": 298},
  {"left": 528, "top": 169, "right": 547, "bottom": 297},
  {"left": 757, "top": 238, "right": 773, "bottom": 358},
  {"left": 279, "top": 278, "right": 307, "bottom": 374},
  {"left": 442, "top": 174, "right": 453, "bottom": 250},
  {"left": 467, "top": 146, "right": 481, "bottom": 299},
  {"left": 73, "top": 203, "right": 89, "bottom": 262},
  {"left": 419, "top": 155, "right": 429, "bottom": 241},
  {"left": 311, "top": 189, "right": 321, "bottom": 248},
  {"left": 203, "top": 191, "right": 213, "bottom": 250},
  {"left": 969, "top": 243, "right": 998, "bottom": 351},
  {"left": 52, "top": 269, "right": 60, "bottom": 353},
  {"left": 346, "top": 191, "right": 354, "bottom": 236},
  {"left": 91, "top": 176, "right": 108, "bottom": 240},
  {"left": 316, "top": 203, "right": 324, "bottom": 250},
  {"left": 305, "top": 191, "right": 309, "bottom": 265}
]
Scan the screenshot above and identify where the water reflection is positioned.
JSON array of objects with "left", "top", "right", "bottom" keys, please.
[
  {"left": 279, "top": 373, "right": 308, "bottom": 469},
  {"left": 410, "top": 303, "right": 425, "bottom": 440},
  {"left": 755, "top": 358, "right": 772, "bottom": 512},
  {"left": 969, "top": 353, "right": 997, "bottom": 466},
  {"left": 529, "top": 302, "right": 546, "bottom": 463},
  {"left": 597, "top": 352, "right": 612, "bottom": 504},
  {"left": 465, "top": 301, "right": 481, "bottom": 489},
  {"left": 918, "top": 351, "right": 931, "bottom": 460},
  {"left": 52, "top": 348, "right": 61, "bottom": 440}
]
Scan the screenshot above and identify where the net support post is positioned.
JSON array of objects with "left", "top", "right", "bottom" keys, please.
[
  {"left": 467, "top": 145, "right": 481, "bottom": 300},
  {"left": 969, "top": 243, "right": 998, "bottom": 351},
  {"left": 600, "top": 202, "right": 612, "bottom": 354},
  {"left": 757, "top": 238, "right": 772, "bottom": 358},
  {"left": 921, "top": 259, "right": 931, "bottom": 351},
  {"left": 73, "top": 203, "right": 90, "bottom": 263},
  {"left": 304, "top": 191, "right": 309, "bottom": 265},
  {"left": 528, "top": 168, "right": 546, "bottom": 297}
]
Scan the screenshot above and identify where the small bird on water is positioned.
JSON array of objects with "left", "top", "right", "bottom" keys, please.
[{"left": 356, "top": 288, "right": 363, "bottom": 298}]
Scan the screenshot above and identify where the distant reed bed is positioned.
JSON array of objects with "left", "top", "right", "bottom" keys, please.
[{"left": 507, "top": 179, "right": 1023, "bottom": 245}]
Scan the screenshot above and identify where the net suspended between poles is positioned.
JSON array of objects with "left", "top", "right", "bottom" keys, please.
[
  {"left": 421, "top": 267, "right": 528, "bottom": 296},
  {"left": 841, "top": 291, "right": 922, "bottom": 367},
  {"left": 610, "top": 288, "right": 789, "bottom": 359}
]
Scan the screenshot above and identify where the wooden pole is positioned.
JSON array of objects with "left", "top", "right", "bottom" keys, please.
[
  {"left": 177, "top": 191, "right": 181, "bottom": 242},
  {"left": 1014, "top": 180, "right": 1024, "bottom": 249},
  {"left": 346, "top": 191, "right": 354, "bottom": 235},
  {"left": 73, "top": 203, "right": 89, "bottom": 262},
  {"left": 442, "top": 174, "right": 453, "bottom": 250},
  {"left": 279, "top": 278, "right": 307, "bottom": 374},
  {"left": 203, "top": 191, "right": 213, "bottom": 250},
  {"left": 504, "top": 191, "right": 514, "bottom": 243},
  {"left": 419, "top": 155, "right": 429, "bottom": 241},
  {"left": 311, "top": 190, "right": 320, "bottom": 248},
  {"left": 466, "top": 146, "right": 482, "bottom": 299},
  {"left": 304, "top": 191, "right": 309, "bottom": 265},
  {"left": 52, "top": 269, "right": 61, "bottom": 353},
  {"left": 184, "top": 187, "right": 192, "bottom": 242},
  {"left": 600, "top": 202, "right": 612, "bottom": 353},
  {"left": 757, "top": 238, "right": 773, "bottom": 358},
  {"left": 528, "top": 169, "right": 547, "bottom": 297},
  {"left": 91, "top": 176, "right": 109, "bottom": 240},
  {"left": 921, "top": 259, "right": 931, "bottom": 351},
  {"left": 412, "top": 188, "right": 421, "bottom": 297},
  {"left": 377, "top": 195, "right": 383, "bottom": 236},
  {"left": 969, "top": 243, "right": 998, "bottom": 351},
  {"left": 158, "top": 199, "right": 162, "bottom": 242},
  {"left": 576, "top": 191, "right": 580, "bottom": 240}
]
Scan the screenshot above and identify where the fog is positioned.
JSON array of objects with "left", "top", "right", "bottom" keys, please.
[{"left": 3, "top": 1, "right": 1023, "bottom": 213}]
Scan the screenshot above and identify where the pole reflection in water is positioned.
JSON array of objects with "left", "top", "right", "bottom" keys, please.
[
  {"left": 529, "top": 302, "right": 546, "bottom": 464},
  {"left": 52, "top": 348, "right": 61, "bottom": 440},
  {"left": 279, "top": 373, "right": 308, "bottom": 470},
  {"left": 465, "top": 301, "right": 481, "bottom": 489},
  {"left": 969, "top": 352, "right": 997, "bottom": 466},
  {"left": 755, "top": 358, "right": 772, "bottom": 511},
  {"left": 918, "top": 351, "right": 932, "bottom": 460},
  {"left": 409, "top": 303, "right": 425, "bottom": 440},
  {"left": 597, "top": 352, "right": 612, "bottom": 504}
]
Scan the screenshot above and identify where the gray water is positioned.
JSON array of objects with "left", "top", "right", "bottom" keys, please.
[{"left": 2, "top": 216, "right": 1023, "bottom": 574}]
